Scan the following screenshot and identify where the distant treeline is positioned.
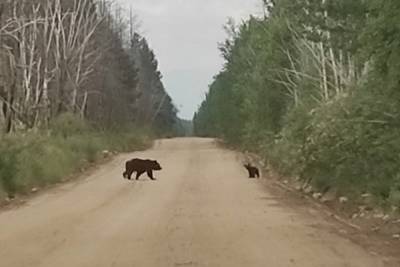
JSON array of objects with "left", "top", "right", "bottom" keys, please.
[
  {"left": 176, "top": 119, "right": 193, "bottom": 137},
  {"left": 194, "top": 0, "right": 400, "bottom": 206}
]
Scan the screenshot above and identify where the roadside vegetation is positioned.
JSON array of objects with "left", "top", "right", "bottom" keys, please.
[
  {"left": 0, "top": 1, "right": 181, "bottom": 199},
  {"left": 194, "top": 0, "right": 400, "bottom": 210},
  {"left": 0, "top": 114, "right": 152, "bottom": 199}
]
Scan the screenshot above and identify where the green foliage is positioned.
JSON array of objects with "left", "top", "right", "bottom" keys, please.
[
  {"left": 174, "top": 119, "right": 194, "bottom": 137},
  {"left": 298, "top": 91, "right": 400, "bottom": 199},
  {"left": 194, "top": 0, "right": 400, "bottom": 207},
  {"left": 103, "top": 127, "right": 153, "bottom": 152},
  {"left": 51, "top": 113, "right": 91, "bottom": 138},
  {"left": 195, "top": 16, "right": 293, "bottom": 142},
  {"left": 128, "top": 34, "right": 179, "bottom": 134},
  {"left": 0, "top": 138, "right": 20, "bottom": 197},
  {"left": 361, "top": 0, "right": 400, "bottom": 92},
  {"left": 0, "top": 122, "right": 152, "bottom": 198}
]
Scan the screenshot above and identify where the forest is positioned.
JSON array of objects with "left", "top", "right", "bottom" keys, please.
[
  {"left": 194, "top": 0, "right": 400, "bottom": 208},
  {"left": 0, "top": 0, "right": 179, "bottom": 198}
]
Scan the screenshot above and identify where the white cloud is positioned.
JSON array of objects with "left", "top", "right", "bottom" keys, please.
[{"left": 118, "top": 0, "right": 262, "bottom": 119}]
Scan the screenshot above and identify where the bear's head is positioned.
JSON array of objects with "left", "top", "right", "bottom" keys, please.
[{"left": 151, "top": 160, "right": 162, "bottom": 170}]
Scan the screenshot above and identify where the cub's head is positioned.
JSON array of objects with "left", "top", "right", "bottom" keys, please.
[{"left": 151, "top": 160, "right": 162, "bottom": 171}]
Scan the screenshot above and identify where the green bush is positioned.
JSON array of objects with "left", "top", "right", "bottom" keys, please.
[
  {"left": 104, "top": 127, "right": 153, "bottom": 152},
  {"left": 268, "top": 105, "right": 313, "bottom": 176},
  {"left": 238, "top": 89, "right": 400, "bottom": 206},
  {"left": 50, "top": 113, "right": 91, "bottom": 138},
  {"left": 290, "top": 92, "right": 400, "bottom": 202},
  {"left": 192, "top": 0, "right": 400, "bottom": 211},
  {"left": 0, "top": 141, "right": 19, "bottom": 197}
]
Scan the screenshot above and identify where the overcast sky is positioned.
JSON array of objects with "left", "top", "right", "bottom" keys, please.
[{"left": 118, "top": 0, "right": 262, "bottom": 119}]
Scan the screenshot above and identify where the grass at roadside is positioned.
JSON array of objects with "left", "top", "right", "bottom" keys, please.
[{"left": 0, "top": 114, "right": 153, "bottom": 200}]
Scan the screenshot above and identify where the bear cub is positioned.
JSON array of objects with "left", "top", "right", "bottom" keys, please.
[
  {"left": 123, "top": 158, "right": 162, "bottom": 181},
  {"left": 244, "top": 163, "right": 260, "bottom": 178}
]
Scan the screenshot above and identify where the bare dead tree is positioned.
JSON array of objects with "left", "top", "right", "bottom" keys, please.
[{"left": 0, "top": 0, "right": 177, "bottom": 133}]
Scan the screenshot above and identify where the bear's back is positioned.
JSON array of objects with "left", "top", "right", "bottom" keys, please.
[{"left": 126, "top": 158, "right": 157, "bottom": 171}]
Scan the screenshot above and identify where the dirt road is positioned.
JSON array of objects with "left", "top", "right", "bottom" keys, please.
[{"left": 0, "top": 138, "right": 394, "bottom": 267}]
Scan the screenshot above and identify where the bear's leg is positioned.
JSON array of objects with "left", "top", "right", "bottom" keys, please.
[
  {"left": 255, "top": 169, "right": 260, "bottom": 178},
  {"left": 146, "top": 170, "right": 156, "bottom": 180},
  {"left": 127, "top": 170, "right": 134, "bottom": 180},
  {"left": 136, "top": 171, "right": 145, "bottom": 180},
  {"left": 249, "top": 170, "right": 255, "bottom": 178},
  {"left": 246, "top": 170, "right": 251, "bottom": 178}
]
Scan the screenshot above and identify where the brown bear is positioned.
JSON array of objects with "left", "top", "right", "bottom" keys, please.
[
  {"left": 244, "top": 163, "right": 260, "bottom": 178},
  {"left": 123, "top": 158, "right": 162, "bottom": 181}
]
